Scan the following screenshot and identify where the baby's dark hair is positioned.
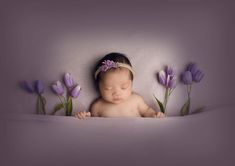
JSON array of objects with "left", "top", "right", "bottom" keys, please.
[{"left": 93, "top": 52, "right": 133, "bottom": 88}]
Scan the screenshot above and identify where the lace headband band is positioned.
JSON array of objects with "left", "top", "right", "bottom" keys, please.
[{"left": 94, "top": 60, "right": 134, "bottom": 79}]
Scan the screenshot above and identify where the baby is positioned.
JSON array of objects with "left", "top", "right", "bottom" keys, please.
[{"left": 75, "top": 52, "right": 165, "bottom": 119}]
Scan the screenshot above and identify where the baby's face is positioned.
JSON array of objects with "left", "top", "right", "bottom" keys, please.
[{"left": 99, "top": 68, "right": 133, "bottom": 104}]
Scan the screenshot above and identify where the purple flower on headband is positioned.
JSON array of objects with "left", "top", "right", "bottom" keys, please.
[{"left": 101, "top": 60, "right": 118, "bottom": 72}]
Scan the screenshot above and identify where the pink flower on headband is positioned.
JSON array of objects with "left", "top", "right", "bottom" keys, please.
[{"left": 101, "top": 60, "right": 118, "bottom": 72}]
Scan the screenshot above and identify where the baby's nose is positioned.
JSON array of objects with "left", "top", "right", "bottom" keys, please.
[{"left": 112, "top": 89, "right": 121, "bottom": 96}]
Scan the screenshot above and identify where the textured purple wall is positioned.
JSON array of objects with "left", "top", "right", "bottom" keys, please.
[{"left": 1, "top": 0, "right": 234, "bottom": 115}]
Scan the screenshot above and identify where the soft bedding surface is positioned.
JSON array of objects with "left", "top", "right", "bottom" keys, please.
[{"left": 1, "top": 105, "right": 235, "bottom": 166}]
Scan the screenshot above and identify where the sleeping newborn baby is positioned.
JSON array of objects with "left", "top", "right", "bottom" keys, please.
[{"left": 75, "top": 52, "right": 165, "bottom": 119}]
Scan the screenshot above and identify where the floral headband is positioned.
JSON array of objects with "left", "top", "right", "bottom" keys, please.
[{"left": 94, "top": 60, "right": 134, "bottom": 79}]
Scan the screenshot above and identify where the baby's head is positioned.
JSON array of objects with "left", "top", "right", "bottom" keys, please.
[{"left": 94, "top": 52, "right": 134, "bottom": 104}]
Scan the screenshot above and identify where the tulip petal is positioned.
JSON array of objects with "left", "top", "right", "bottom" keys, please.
[
  {"left": 193, "top": 70, "right": 204, "bottom": 82},
  {"left": 35, "top": 80, "right": 44, "bottom": 94},
  {"left": 70, "top": 85, "right": 81, "bottom": 98},
  {"left": 181, "top": 71, "right": 193, "bottom": 85},
  {"left": 158, "top": 70, "right": 166, "bottom": 86},
  {"left": 64, "top": 73, "right": 74, "bottom": 88},
  {"left": 51, "top": 81, "right": 64, "bottom": 95},
  {"left": 168, "top": 78, "right": 177, "bottom": 89},
  {"left": 187, "top": 63, "right": 198, "bottom": 76},
  {"left": 20, "top": 81, "right": 35, "bottom": 93},
  {"left": 166, "top": 66, "right": 174, "bottom": 76}
]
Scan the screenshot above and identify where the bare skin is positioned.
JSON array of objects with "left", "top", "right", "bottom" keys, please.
[{"left": 75, "top": 68, "right": 165, "bottom": 119}]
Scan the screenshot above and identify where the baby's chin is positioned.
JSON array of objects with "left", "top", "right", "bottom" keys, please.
[
  {"left": 106, "top": 98, "right": 125, "bottom": 104},
  {"left": 111, "top": 99, "right": 124, "bottom": 104}
]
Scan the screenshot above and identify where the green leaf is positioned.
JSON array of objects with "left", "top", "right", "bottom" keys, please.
[
  {"left": 153, "top": 95, "right": 165, "bottom": 113},
  {"left": 51, "top": 103, "right": 64, "bottom": 115},
  {"left": 66, "top": 97, "right": 73, "bottom": 116},
  {"left": 180, "top": 98, "right": 190, "bottom": 116}
]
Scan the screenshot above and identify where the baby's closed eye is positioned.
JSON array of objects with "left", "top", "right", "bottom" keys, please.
[
  {"left": 121, "top": 83, "right": 130, "bottom": 89},
  {"left": 121, "top": 86, "right": 128, "bottom": 90},
  {"left": 104, "top": 87, "right": 113, "bottom": 90}
]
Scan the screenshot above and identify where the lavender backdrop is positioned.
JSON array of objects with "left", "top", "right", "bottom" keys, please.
[
  {"left": 1, "top": 0, "right": 234, "bottom": 115},
  {"left": 1, "top": 1, "right": 235, "bottom": 166}
]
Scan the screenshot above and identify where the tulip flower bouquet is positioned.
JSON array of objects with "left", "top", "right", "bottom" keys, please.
[
  {"left": 180, "top": 63, "right": 204, "bottom": 116},
  {"left": 20, "top": 80, "right": 46, "bottom": 114},
  {"left": 51, "top": 73, "right": 81, "bottom": 116},
  {"left": 154, "top": 66, "right": 176, "bottom": 115}
]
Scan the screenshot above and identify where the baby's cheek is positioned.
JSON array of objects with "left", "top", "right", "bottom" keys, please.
[{"left": 124, "top": 89, "right": 132, "bottom": 98}]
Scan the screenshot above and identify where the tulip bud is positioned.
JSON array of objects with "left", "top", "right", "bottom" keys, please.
[
  {"left": 193, "top": 70, "right": 204, "bottom": 83},
  {"left": 181, "top": 71, "right": 193, "bottom": 85},
  {"left": 158, "top": 70, "right": 166, "bottom": 86},
  {"left": 20, "top": 81, "right": 35, "bottom": 93},
  {"left": 35, "top": 80, "right": 44, "bottom": 94},
  {"left": 51, "top": 81, "right": 65, "bottom": 95},
  {"left": 64, "top": 73, "right": 74, "bottom": 88},
  {"left": 70, "top": 85, "right": 81, "bottom": 98},
  {"left": 168, "top": 78, "right": 177, "bottom": 89}
]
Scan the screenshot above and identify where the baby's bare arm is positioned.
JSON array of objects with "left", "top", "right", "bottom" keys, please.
[{"left": 136, "top": 95, "right": 165, "bottom": 118}]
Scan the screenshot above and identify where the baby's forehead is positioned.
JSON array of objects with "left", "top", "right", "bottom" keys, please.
[{"left": 101, "top": 68, "right": 132, "bottom": 84}]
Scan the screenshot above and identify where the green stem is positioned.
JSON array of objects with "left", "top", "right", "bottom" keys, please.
[
  {"left": 37, "top": 94, "right": 46, "bottom": 115},
  {"left": 187, "top": 85, "right": 192, "bottom": 99},
  {"left": 163, "top": 88, "right": 169, "bottom": 115},
  {"left": 57, "top": 95, "right": 66, "bottom": 106}
]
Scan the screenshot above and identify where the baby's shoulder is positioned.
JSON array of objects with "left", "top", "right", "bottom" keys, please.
[
  {"left": 131, "top": 92, "right": 145, "bottom": 102},
  {"left": 90, "top": 98, "right": 103, "bottom": 116}
]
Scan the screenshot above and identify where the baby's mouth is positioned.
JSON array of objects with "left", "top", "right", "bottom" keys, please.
[{"left": 113, "top": 98, "right": 123, "bottom": 102}]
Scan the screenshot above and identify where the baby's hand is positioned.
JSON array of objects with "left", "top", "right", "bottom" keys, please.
[
  {"left": 154, "top": 111, "right": 166, "bottom": 118},
  {"left": 75, "top": 111, "right": 91, "bottom": 119}
]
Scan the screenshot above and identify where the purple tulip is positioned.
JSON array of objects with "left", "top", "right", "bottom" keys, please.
[
  {"left": 51, "top": 81, "right": 65, "bottom": 95},
  {"left": 35, "top": 80, "right": 44, "bottom": 94},
  {"left": 181, "top": 71, "right": 193, "bottom": 85},
  {"left": 168, "top": 78, "right": 177, "bottom": 89},
  {"left": 158, "top": 70, "right": 167, "bottom": 85},
  {"left": 166, "top": 66, "right": 175, "bottom": 76},
  {"left": 158, "top": 66, "right": 176, "bottom": 89},
  {"left": 70, "top": 84, "right": 81, "bottom": 98},
  {"left": 20, "top": 81, "right": 35, "bottom": 93},
  {"left": 193, "top": 70, "right": 204, "bottom": 82},
  {"left": 187, "top": 63, "right": 200, "bottom": 78},
  {"left": 64, "top": 73, "right": 74, "bottom": 88}
]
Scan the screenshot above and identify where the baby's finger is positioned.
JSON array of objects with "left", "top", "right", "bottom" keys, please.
[
  {"left": 78, "top": 113, "right": 85, "bottom": 119},
  {"left": 156, "top": 112, "right": 164, "bottom": 118},
  {"left": 156, "top": 112, "right": 160, "bottom": 118},
  {"left": 81, "top": 111, "right": 85, "bottom": 116},
  {"left": 159, "top": 112, "right": 166, "bottom": 118},
  {"left": 74, "top": 112, "right": 80, "bottom": 118},
  {"left": 86, "top": 112, "right": 91, "bottom": 117}
]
